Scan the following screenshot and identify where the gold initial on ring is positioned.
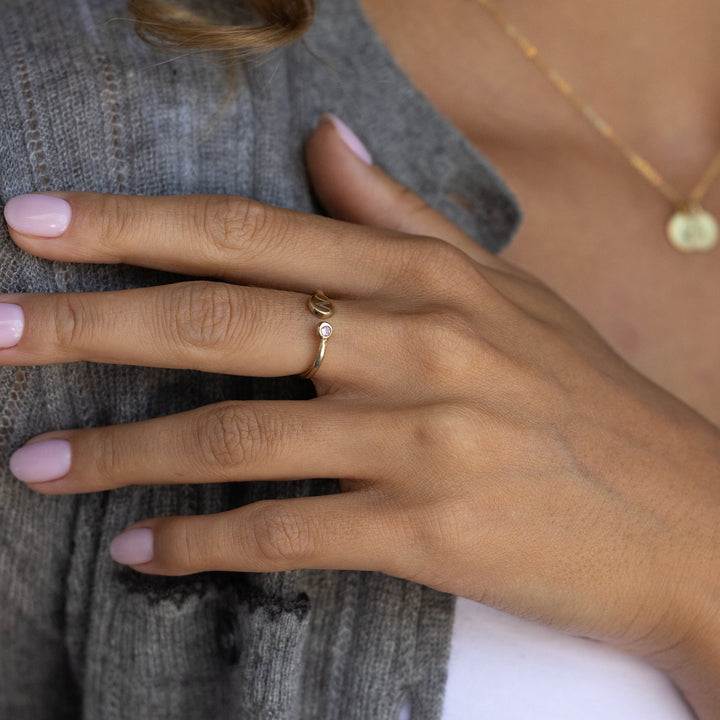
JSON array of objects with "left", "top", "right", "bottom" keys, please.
[{"left": 307, "top": 290, "right": 335, "bottom": 319}]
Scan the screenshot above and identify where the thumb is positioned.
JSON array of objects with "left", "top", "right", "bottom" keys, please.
[{"left": 305, "top": 114, "right": 501, "bottom": 265}]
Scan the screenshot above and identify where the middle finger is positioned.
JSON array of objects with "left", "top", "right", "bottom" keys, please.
[{"left": 5, "top": 192, "right": 444, "bottom": 299}]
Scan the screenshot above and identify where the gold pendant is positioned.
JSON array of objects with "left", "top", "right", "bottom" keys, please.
[{"left": 666, "top": 207, "right": 719, "bottom": 252}]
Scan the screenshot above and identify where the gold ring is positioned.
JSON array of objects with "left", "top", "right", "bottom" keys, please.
[{"left": 301, "top": 291, "right": 335, "bottom": 379}]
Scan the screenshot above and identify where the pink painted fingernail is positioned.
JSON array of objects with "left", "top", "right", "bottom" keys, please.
[
  {"left": 110, "top": 528, "right": 154, "bottom": 565},
  {"left": 9, "top": 439, "right": 72, "bottom": 484},
  {"left": 0, "top": 304, "right": 24, "bottom": 348},
  {"left": 4, "top": 194, "right": 72, "bottom": 237},
  {"left": 322, "top": 114, "right": 373, "bottom": 165}
]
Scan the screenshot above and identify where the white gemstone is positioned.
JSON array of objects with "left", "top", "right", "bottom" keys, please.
[{"left": 319, "top": 322, "right": 333, "bottom": 338}]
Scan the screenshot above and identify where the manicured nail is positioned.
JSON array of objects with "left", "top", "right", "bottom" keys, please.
[
  {"left": 110, "top": 528, "right": 154, "bottom": 565},
  {"left": 0, "top": 304, "right": 24, "bottom": 348},
  {"left": 9, "top": 439, "right": 72, "bottom": 484},
  {"left": 4, "top": 194, "right": 72, "bottom": 237},
  {"left": 322, "top": 113, "right": 373, "bottom": 165}
]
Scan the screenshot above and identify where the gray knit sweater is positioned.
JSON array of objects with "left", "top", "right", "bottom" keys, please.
[{"left": 0, "top": 0, "right": 521, "bottom": 717}]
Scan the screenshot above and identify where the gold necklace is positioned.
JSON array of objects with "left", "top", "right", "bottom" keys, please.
[{"left": 475, "top": 0, "right": 720, "bottom": 253}]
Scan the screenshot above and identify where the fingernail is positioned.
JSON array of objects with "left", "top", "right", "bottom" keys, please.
[
  {"left": 322, "top": 113, "right": 373, "bottom": 165},
  {"left": 4, "top": 194, "right": 72, "bottom": 238},
  {"left": 110, "top": 528, "right": 154, "bottom": 565},
  {"left": 9, "top": 439, "right": 72, "bottom": 484},
  {"left": 0, "top": 304, "right": 24, "bottom": 348}
]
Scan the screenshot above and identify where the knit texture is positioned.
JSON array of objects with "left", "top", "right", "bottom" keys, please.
[{"left": 0, "top": 0, "right": 521, "bottom": 718}]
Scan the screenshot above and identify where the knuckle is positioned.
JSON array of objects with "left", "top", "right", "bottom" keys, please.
[
  {"left": 159, "top": 517, "right": 198, "bottom": 574},
  {"left": 393, "top": 237, "right": 477, "bottom": 295},
  {"left": 52, "top": 293, "right": 92, "bottom": 349},
  {"left": 422, "top": 312, "right": 477, "bottom": 352},
  {"left": 167, "top": 281, "right": 239, "bottom": 351},
  {"left": 369, "top": 505, "right": 420, "bottom": 577},
  {"left": 373, "top": 503, "right": 456, "bottom": 588},
  {"left": 200, "top": 196, "right": 287, "bottom": 262},
  {"left": 194, "top": 403, "right": 276, "bottom": 474},
  {"left": 395, "top": 183, "right": 433, "bottom": 217},
  {"left": 410, "top": 403, "right": 481, "bottom": 462},
  {"left": 92, "top": 429, "right": 126, "bottom": 486},
  {"left": 374, "top": 185, "right": 433, "bottom": 230},
  {"left": 405, "top": 498, "right": 478, "bottom": 581},
  {"left": 96, "top": 194, "right": 141, "bottom": 252},
  {"left": 404, "top": 506, "right": 444, "bottom": 564},
  {"left": 249, "top": 502, "right": 315, "bottom": 566},
  {"left": 409, "top": 311, "right": 485, "bottom": 379}
]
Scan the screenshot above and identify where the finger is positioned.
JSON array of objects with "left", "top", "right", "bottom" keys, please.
[
  {"left": 109, "top": 492, "right": 405, "bottom": 575},
  {"left": 305, "top": 113, "right": 511, "bottom": 270},
  {"left": 9, "top": 400, "right": 392, "bottom": 493},
  {"left": 0, "top": 281, "right": 503, "bottom": 397},
  {"left": 3, "top": 190, "right": 443, "bottom": 299},
  {"left": 0, "top": 283, "right": 364, "bottom": 380}
]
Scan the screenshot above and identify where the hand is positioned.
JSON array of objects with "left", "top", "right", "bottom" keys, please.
[{"left": 3, "top": 116, "right": 720, "bottom": 713}]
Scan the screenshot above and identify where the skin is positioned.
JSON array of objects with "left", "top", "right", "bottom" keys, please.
[
  {"left": 360, "top": 0, "right": 720, "bottom": 425},
  {"left": 3, "top": 117, "right": 720, "bottom": 718},
  {"left": 4, "top": 0, "right": 720, "bottom": 714}
]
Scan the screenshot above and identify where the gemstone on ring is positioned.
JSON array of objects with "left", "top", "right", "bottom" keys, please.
[{"left": 318, "top": 322, "right": 333, "bottom": 338}]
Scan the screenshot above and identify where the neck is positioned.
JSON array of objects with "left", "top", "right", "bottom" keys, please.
[
  {"left": 360, "top": 0, "right": 720, "bottom": 187},
  {"left": 498, "top": 0, "right": 720, "bottom": 58},
  {"left": 493, "top": 0, "right": 720, "bottom": 141}
]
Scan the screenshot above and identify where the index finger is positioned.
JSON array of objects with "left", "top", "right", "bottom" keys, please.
[{"left": 3, "top": 192, "right": 448, "bottom": 298}]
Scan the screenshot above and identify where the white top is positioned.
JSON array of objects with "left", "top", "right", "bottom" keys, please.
[{"left": 440, "top": 597, "right": 694, "bottom": 720}]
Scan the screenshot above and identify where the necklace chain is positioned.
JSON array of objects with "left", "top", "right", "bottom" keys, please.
[{"left": 474, "top": 0, "right": 720, "bottom": 212}]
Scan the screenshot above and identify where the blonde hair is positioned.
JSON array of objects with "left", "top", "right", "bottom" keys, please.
[{"left": 128, "top": 0, "right": 315, "bottom": 57}]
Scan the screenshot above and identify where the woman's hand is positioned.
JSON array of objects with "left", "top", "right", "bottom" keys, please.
[{"left": 3, "top": 116, "right": 720, "bottom": 713}]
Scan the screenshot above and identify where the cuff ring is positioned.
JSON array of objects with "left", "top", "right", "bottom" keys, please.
[{"left": 302, "top": 291, "right": 335, "bottom": 379}]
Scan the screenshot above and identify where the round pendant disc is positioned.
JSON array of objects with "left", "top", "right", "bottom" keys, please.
[{"left": 666, "top": 210, "right": 719, "bottom": 252}]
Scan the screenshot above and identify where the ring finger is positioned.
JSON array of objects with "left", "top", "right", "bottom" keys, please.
[{"left": 0, "top": 282, "right": 375, "bottom": 382}]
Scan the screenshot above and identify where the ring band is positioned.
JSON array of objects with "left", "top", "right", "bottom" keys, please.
[
  {"left": 302, "top": 291, "right": 335, "bottom": 379},
  {"left": 302, "top": 321, "right": 334, "bottom": 379}
]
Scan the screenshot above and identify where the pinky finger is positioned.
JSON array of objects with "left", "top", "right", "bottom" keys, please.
[{"left": 110, "top": 491, "right": 403, "bottom": 577}]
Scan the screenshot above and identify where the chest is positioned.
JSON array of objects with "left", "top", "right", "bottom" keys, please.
[
  {"left": 360, "top": 0, "right": 720, "bottom": 425},
  {"left": 497, "top": 143, "right": 720, "bottom": 426}
]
